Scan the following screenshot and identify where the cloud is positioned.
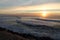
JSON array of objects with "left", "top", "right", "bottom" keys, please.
[
  {"left": 0, "top": 0, "right": 60, "bottom": 8},
  {"left": 0, "top": 0, "right": 33, "bottom": 8},
  {"left": 0, "top": 3, "right": 60, "bottom": 14},
  {"left": 0, "top": 0, "right": 9, "bottom": 3}
]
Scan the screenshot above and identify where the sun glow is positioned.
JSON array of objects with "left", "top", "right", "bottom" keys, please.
[{"left": 41, "top": 11, "right": 48, "bottom": 17}]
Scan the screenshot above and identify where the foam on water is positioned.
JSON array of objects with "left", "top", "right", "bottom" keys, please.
[{"left": 0, "top": 16, "right": 60, "bottom": 40}]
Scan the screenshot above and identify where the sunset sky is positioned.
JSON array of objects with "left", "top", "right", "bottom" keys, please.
[{"left": 0, "top": 0, "right": 60, "bottom": 19}]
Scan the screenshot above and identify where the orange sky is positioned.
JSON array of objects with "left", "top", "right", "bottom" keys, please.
[
  {"left": 0, "top": 3, "right": 60, "bottom": 14},
  {"left": 0, "top": 3, "right": 60, "bottom": 19}
]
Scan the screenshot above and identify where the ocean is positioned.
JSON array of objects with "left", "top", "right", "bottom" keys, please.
[{"left": 0, "top": 15, "right": 60, "bottom": 40}]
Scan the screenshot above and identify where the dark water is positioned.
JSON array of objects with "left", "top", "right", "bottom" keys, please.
[{"left": 0, "top": 15, "right": 60, "bottom": 40}]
